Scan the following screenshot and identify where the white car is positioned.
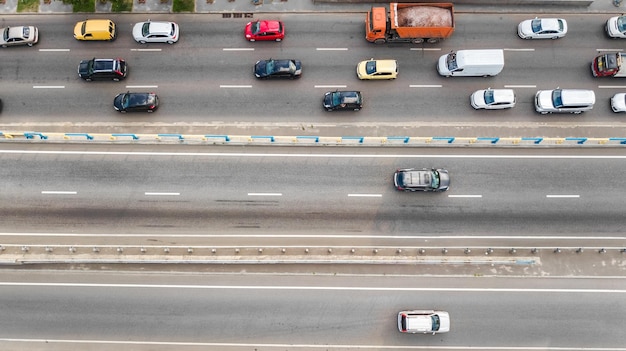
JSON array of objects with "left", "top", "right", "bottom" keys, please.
[
  {"left": 518, "top": 18, "right": 567, "bottom": 39},
  {"left": 398, "top": 310, "right": 450, "bottom": 334},
  {"left": 1, "top": 26, "right": 38, "bottom": 47},
  {"left": 611, "top": 93, "right": 626, "bottom": 112},
  {"left": 606, "top": 16, "right": 626, "bottom": 38},
  {"left": 535, "top": 88, "right": 595, "bottom": 114},
  {"left": 132, "top": 20, "right": 179, "bottom": 44},
  {"left": 470, "top": 88, "right": 516, "bottom": 110}
]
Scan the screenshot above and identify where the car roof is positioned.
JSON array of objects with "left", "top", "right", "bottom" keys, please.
[
  {"left": 371, "top": 59, "right": 397, "bottom": 72},
  {"left": 258, "top": 20, "right": 281, "bottom": 32},
  {"left": 539, "top": 18, "right": 562, "bottom": 31},
  {"left": 490, "top": 89, "right": 515, "bottom": 101},
  {"left": 146, "top": 21, "right": 173, "bottom": 34},
  {"left": 559, "top": 89, "right": 596, "bottom": 105}
]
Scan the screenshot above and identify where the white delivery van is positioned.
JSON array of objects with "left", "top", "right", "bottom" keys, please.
[{"left": 437, "top": 49, "right": 504, "bottom": 77}]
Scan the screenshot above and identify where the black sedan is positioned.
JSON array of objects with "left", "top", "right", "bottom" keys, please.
[
  {"left": 113, "top": 92, "right": 159, "bottom": 113},
  {"left": 323, "top": 90, "right": 363, "bottom": 111},
  {"left": 254, "top": 59, "right": 302, "bottom": 79}
]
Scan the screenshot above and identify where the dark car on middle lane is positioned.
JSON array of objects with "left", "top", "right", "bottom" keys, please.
[
  {"left": 78, "top": 58, "right": 127, "bottom": 81},
  {"left": 323, "top": 90, "right": 363, "bottom": 111},
  {"left": 254, "top": 59, "right": 302, "bottom": 79},
  {"left": 113, "top": 92, "right": 159, "bottom": 113}
]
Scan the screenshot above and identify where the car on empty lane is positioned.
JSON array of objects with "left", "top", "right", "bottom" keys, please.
[
  {"left": 398, "top": 310, "right": 450, "bottom": 334},
  {"left": 393, "top": 168, "right": 450, "bottom": 192},
  {"left": 113, "top": 92, "right": 159, "bottom": 113},
  {"left": 323, "top": 90, "right": 363, "bottom": 111}
]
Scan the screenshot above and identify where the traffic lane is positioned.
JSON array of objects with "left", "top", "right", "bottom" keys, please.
[
  {"left": 5, "top": 151, "right": 626, "bottom": 199},
  {"left": 1, "top": 152, "right": 626, "bottom": 234},
  {"left": 0, "top": 283, "right": 624, "bottom": 348}
]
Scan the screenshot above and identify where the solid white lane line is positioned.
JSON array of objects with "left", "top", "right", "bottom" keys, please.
[
  {"left": 599, "top": 85, "right": 626, "bottom": 88},
  {"left": 145, "top": 192, "right": 180, "bottom": 196},
  {"left": 130, "top": 48, "right": 161, "bottom": 52},
  {"left": 409, "top": 48, "right": 441, "bottom": 51},
  {"left": 33, "top": 86, "right": 64, "bottom": 89},
  {"left": 126, "top": 85, "right": 158, "bottom": 89},
  {"left": 504, "top": 85, "right": 536, "bottom": 88},
  {"left": 409, "top": 84, "right": 442, "bottom": 88},
  {"left": 448, "top": 195, "right": 482, "bottom": 198},
  {"left": 248, "top": 193, "right": 282, "bottom": 196},
  {"left": 314, "top": 85, "right": 347, "bottom": 88},
  {"left": 316, "top": 48, "right": 348, "bottom": 51},
  {"left": 41, "top": 191, "right": 77, "bottom": 195},
  {"left": 1, "top": 282, "right": 624, "bottom": 293},
  {"left": 6, "top": 151, "right": 626, "bottom": 159},
  {"left": 3, "top": 233, "right": 625, "bottom": 240},
  {"left": 223, "top": 48, "right": 254, "bottom": 51},
  {"left": 503, "top": 48, "right": 535, "bottom": 51},
  {"left": 39, "top": 49, "right": 70, "bottom": 52},
  {"left": 597, "top": 48, "right": 623, "bottom": 52},
  {"left": 546, "top": 195, "right": 580, "bottom": 198},
  {"left": 220, "top": 85, "right": 252, "bottom": 88},
  {"left": 347, "top": 194, "right": 382, "bottom": 197}
]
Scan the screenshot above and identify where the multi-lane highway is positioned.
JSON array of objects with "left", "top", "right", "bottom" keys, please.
[
  {"left": 0, "top": 271, "right": 625, "bottom": 351},
  {"left": 2, "top": 13, "right": 626, "bottom": 136},
  {"left": 1, "top": 145, "right": 626, "bottom": 236}
]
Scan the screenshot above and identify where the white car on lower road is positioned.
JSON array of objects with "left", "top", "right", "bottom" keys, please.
[{"left": 398, "top": 310, "right": 450, "bottom": 334}]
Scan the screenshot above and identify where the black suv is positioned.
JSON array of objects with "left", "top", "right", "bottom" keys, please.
[
  {"left": 78, "top": 58, "right": 127, "bottom": 81},
  {"left": 323, "top": 90, "right": 363, "bottom": 111}
]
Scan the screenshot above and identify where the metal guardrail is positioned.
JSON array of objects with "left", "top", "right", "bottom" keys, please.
[{"left": 2, "top": 131, "right": 626, "bottom": 146}]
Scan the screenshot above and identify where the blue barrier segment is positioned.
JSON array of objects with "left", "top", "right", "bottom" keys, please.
[
  {"left": 251, "top": 136, "right": 275, "bottom": 142},
  {"left": 342, "top": 136, "right": 364, "bottom": 143},
  {"left": 205, "top": 135, "right": 231, "bottom": 142},
  {"left": 296, "top": 136, "right": 320, "bottom": 143},
  {"left": 432, "top": 137, "right": 455, "bottom": 144},
  {"left": 158, "top": 134, "right": 184, "bottom": 140},
  {"left": 112, "top": 134, "right": 139, "bottom": 140},
  {"left": 566, "top": 137, "right": 587, "bottom": 145},
  {"left": 477, "top": 137, "right": 499, "bottom": 144},
  {"left": 387, "top": 136, "right": 410, "bottom": 144},
  {"left": 24, "top": 132, "right": 48, "bottom": 140},
  {"left": 522, "top": 137, "right": 543, "bottom": 144},
  {"left": 609, "top": 138, "right": 626, "bottom": 144},
  {"left": 65, "top": 133, "right": 94, "bottom": 140}
]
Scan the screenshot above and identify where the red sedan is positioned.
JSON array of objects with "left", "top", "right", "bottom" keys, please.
[{"left": 244, "top": 20, "right": 284, "bottom": 42}]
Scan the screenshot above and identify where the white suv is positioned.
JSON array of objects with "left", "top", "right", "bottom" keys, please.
[
  {"left": 398, "top": 310, "right": 450, "bottom": 334},
  {"left": 535, "top": 88, "right": 595, "bottom": 114},
  {"left": 132, "top": 20, "right": 179, "bottom": 44}
]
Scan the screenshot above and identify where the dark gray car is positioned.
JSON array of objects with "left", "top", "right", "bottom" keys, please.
[
  {"left": 323, "top": 91, "right": 363, "bottom": 111},
  {"left": 393, "top": 168, "right": 450, "bottom": 192}
]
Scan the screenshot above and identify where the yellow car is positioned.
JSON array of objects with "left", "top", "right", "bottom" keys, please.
[
  {"left": 74, "top": 19, "right": 116, "bottom": 41},
  {"left": 356, "top": 58, "right": 398, "bottom": 80}
]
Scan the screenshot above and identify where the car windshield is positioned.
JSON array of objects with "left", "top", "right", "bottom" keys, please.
[
  {"left": 484, "top": 90, "right": 495, "bottom": 105},
  {"left": 141, "top": 22, "right": 151, "bottom": 37},
  {"left": 446, "top": 52, "right": 458, "bottom": 71},
  {"left": 430, "top": 171, "right": 440, "bottom": 188},
  {"left": 365, "top": 61, "right": 377, "bottom": 75},
  {"left": 531, "top": 19, "right": 543, "bottom": 33},
  {"left": 265, "top": 60, "right": 275, "bottom": 74},
  {"left": 121, "top": 94, "right": 130, "bottom": 108},
  {"left": 2, "top": 28, "right": 9, "bottom": 41},
  {"left": 431, "top": 315, "right": 441, "bottom": 331},
  {"left": 617, "top": 16, "right": 626, "bottom": 32},
  {"left": 552, "top": 90, "right": 564, "bottom": 108},
  {"left": 251, "top": 21, "right": 261, "bottom": 34},
  {"left": 331, "top": 92, "right": 342, "bottom": 106}
]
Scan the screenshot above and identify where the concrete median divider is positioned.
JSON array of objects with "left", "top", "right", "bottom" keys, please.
[{"left": 2, "top": 131, "right": 626, "bottom": 147}]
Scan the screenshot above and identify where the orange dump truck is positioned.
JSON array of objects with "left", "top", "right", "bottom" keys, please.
[{"left": 366, "top": 3, "right": 455, "bottom": 44}]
